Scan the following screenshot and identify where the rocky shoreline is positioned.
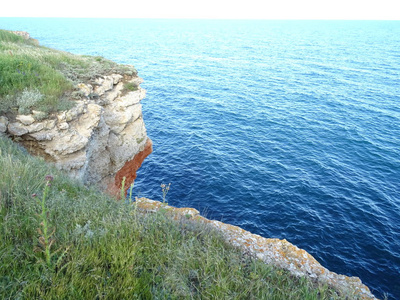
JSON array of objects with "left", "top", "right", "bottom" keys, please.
[{"left": 134, "top": 198, "right": 377, "bottom": 300}]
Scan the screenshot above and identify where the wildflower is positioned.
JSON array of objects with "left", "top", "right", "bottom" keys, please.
[
  {"left": 161, "top": 182, "right": 171, "bottom": 203},
  {"left": 32, "top": 193, "right": 37, "bottom": 198},
  {"left": 45, "top": 175, "right": 54, "bottom": 182},
  {"left": 45, "top": 175, "right": 53, "bottom": 187}
]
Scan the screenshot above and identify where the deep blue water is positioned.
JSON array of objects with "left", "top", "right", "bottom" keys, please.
[{"left": 1, "top": 18, "right": 399, "bottom": 299}]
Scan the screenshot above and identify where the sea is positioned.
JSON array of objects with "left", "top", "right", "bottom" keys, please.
[{"left": 1, "top": 18, "right": 399, "bottom": 299}]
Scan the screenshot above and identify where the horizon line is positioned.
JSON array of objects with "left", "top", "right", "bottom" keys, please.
[{"left": 1, "top": 16, "right": 400, "bottom": 21}]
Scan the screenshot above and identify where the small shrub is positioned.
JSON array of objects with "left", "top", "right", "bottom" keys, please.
[
  {"left": 123, "top": 82, "right": 139, "bottom": 92},
  {"left": 33, "top": 111, "right": 47, "bottom": 121},
  {"left": 136, "top": 137, "right": 145, "bottom": 144},
  {"left": 17, "top": 88, "right": 43, "bottom": 114},
  {"left": 0, "top": 94, "right": 15, "bottom": 112}
]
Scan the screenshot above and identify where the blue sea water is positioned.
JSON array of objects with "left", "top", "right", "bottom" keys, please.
[{"left": 1, "top": 18, "right": 399, "bottom": 299}]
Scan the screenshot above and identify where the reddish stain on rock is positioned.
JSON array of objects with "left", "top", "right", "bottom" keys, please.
[{"left": 107, "top": 138, "right": 153, "bottom": 198}]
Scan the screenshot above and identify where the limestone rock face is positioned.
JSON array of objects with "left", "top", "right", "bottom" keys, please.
[{"left": 2, "top": 74, "right": 151, "bottom": 195}]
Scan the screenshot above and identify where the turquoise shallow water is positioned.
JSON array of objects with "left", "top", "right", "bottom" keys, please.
[{"left": 1, "top": 18, "right": 399, "bottom": 299}]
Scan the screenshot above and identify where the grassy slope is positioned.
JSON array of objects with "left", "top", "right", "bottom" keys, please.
[
  {"left": 0, "top": 29, "right": 136, "bottom": 114},
  {"left": 0, "top": 137, "right": 345, "bottom": 299}
]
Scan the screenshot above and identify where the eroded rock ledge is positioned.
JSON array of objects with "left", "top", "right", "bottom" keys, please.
[
  {"left": 0, "top": 74, "right": 152, "bottom": 195},
  {"left": 134, "top": 198, "right": 377, "bottom": 300}
]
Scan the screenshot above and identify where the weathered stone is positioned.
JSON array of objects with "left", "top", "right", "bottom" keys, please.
[
  {"left": 94, "top": 76, "right": 114, "bottom": 96},
  {"left": 130, "top": 76, "right": 144, "bottom": 86},
  {"left": 8, "top": 122, "right": 28, "bottom": 136},
  {"left": 111, "top": 74, "right": 123, "bottom": 84},
  {"left": 16, "top": 114, "right": 35, "bottom": 125},
  {"left": 0, "top": 116, "right": 8, "bottom": 133},
  {"left": 58, "top": 122, "right": 69, "bottom": 130},
  {"left": 103, "top": 103, "right": 142, "bottom": 134},
  {"left": 65, "top": 101, "right": 85, "bottom": 121},
  {"left": 57, "top": 111, "right": 67, "bottom": 122},
  {"left": 74, "top": 103, "right": 102, "bottom": 136},
  {"left": 94, "top": 77, "right": 104, "bottom": 85},
  {"left": 108, "top": 118, "right": 147, "bottom": 171},
  {"left": 77, "top": 83, "right": 93, "bottom": 96},
  {"left": 82, "top": 116, "right": 111, "bottom": 185},
  {"left": 25, "top": 122, "right": 45, "bottom": 133},
  {"left": 29, "top": 131, "right": 55, "bottom": 141},
  {"left": 54, "top": 150, "right": 87, "bottom": 173},
  {"left": 118, "top": 89, "right": 146, "bottom": 107},
  {"left": 44, "top": 119, "right": 56, "bottom": 130},
  {"left": 50, "top": 132, "right": 89, "bottom": 155},
  {"left": 104, "top": 82, "right": 124, "bottom": 103}
]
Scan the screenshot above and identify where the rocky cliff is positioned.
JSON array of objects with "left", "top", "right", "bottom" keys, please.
[{"left": 0, "top": 73, "right": 152, "bottom": 196}]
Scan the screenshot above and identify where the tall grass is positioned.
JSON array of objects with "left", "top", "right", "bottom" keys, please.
[
  {"left": 0, "top": 53, "right": 74, "bottom": 112},
  {"left": 0, "top": 30, "right": 37, "bottom": 45},
  {"left": 0, "top": 136, "right": 346, "bottom": 299}
]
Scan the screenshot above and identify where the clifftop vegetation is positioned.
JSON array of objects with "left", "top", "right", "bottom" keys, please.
[{"left": 0, "top": 29, "right": 136, "bottom": 114}]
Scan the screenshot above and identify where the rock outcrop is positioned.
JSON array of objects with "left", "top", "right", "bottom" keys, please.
[
  {"left": 2, "top": 74, "right": 152, "bottom": 196},
  {"left": 10, "top": 30, "right": 39, "bottom": 45},
  {"left": 133, "top": 198, "right": 378, "bottom": 300}
]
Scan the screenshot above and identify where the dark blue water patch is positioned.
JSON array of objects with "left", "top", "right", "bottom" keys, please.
[{"left": 1, "top": 18, "right": 400, "bottom": 299}]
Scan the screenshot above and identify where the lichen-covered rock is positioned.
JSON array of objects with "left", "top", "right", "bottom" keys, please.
[
  {"left": 134, "top": 198, "right": 377, "bottom": 300},
  {"left": 8, "top": 122, "right": 29, "bottom": 136},
  {"left": 2, "top": 74, "right": 152, "bottom": 195},
  {"left": 0, "top": 116, "right": 9, "bottom": 133},
  {"left": 77, "top": 83, "right": 93, "bottom": 97},
  {"left": 94, "top": 75, "right": 114, "bottom": 96},
  {"left": 16, "top": 114, "right": 35, "bottom": 125}
]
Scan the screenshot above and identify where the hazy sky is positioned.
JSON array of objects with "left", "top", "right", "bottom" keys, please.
[{"left": 1, "top": 0, "right": 399, "bottom": 20}]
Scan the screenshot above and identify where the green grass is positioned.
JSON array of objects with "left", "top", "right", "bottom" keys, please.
[
  {"left": 0, "top": 135, "right": 350, "bottom": 299},
  {"left": 0, "top": 29, "right": 137, "bottom": 114},
  {"left": 123, "top": 81, "right": 139, "bottom": 93}
]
